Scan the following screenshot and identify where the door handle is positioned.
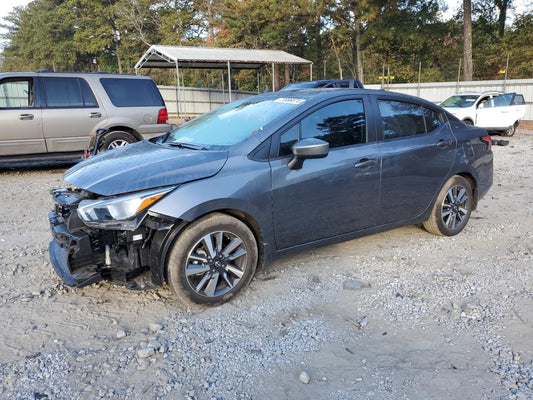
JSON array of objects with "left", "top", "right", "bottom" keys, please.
[
  {"left": 354, "top": 158, "right": 377, "bottom": 168},
  {"left": 18, "top": 113, "right": 34, "bottom": 120},
  {"left": 436, "top": 139, "right": 451, "bottom": 149},
  {"left": 89, "top": 112, "right": 102, "bottom": 118}
]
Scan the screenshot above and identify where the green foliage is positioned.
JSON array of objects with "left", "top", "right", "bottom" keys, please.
[{"left": 1, "top": 0, "right": 531, "bottom": 82}]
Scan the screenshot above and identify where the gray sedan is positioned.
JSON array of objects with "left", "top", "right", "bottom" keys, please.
[{"left": 49, "top": 89, "right": 493, "bottom": 305}]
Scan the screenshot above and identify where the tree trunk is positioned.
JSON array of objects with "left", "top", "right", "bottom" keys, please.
[
  {"left": 463, "top": 0, "right": 473, "bottom": 81},
  {"left": 315, "top": 16, "right": 323, "bottom": 79},
  {"left": 497, "top": 0, "right": 510, "bottom": 39},
  {"left": 355, "top": 19, "right": 364, "bottom": 83}
]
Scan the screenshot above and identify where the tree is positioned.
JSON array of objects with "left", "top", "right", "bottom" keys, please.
[
  {"left": 463, "top": 0, "right": 473, "bottom": 80},
  {"left": 325, "top": 0, "right": 379, "bottom": 83},
  {"left": 1, "top": 0, "right": 77, "bottom": 71}
]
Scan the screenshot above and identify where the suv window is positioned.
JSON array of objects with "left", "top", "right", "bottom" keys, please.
[
  {"left": 100, "top": 78, "right": 164, "bottom": 107},
  {"left": 279, "top": 99, "right": 366, "bottom": 156},
  {"left": 0, "top": 78, "right": 34, "bottom": 108},
  {"left": 42, "top": 77, "right": 98, "bottom": 108},
  {"left": 512, "top": 94, "right": 525, "bottom": 105},
  {"left": 493, "top": 94, "right": 512, "bottom": 107},
  {"left": 378, "top": 100, "right": 427, "bottom": 139}
]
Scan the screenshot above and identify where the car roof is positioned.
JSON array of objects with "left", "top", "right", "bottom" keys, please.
[
  {"left": 255, "top": 87, "right": 441, "bottom": 111},
  {"left": 0, "top": 71, "right": 152, "bottom": 79},
  {"left": 455, "top": 91, "right": 503, "bottom": 96},
  {"left": 275, "top": 86, "right": 423, "bottom": 99}
]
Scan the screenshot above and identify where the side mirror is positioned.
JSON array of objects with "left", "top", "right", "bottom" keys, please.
[{"left": 288, "top": 138, "right": 329, "bottom": 170}]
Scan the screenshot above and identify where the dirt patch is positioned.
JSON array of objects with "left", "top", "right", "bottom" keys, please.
[{"left": 0, "top": 129, "right": 531, "bottom": 399}]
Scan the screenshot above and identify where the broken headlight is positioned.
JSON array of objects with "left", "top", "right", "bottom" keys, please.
[{"left": 77, "top": 187, "right": 175, "bottom": 230}]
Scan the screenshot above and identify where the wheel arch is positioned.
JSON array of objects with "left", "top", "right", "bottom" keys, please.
[
  {"left": 104, "top": 126, "right": 142, "bottom": 141},
  {"left": 456, "top": 171, "right": 478, "bottom": 209},
  {"left": 153, "top": 208, "right": 267, "bottom": 287}
]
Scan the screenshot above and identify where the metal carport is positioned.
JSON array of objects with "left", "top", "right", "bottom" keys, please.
[{"left": 135, "top": 45, "right": 312, "bottom": 116}]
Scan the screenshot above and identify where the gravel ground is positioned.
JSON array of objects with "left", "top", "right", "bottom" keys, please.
[{"left": 0, "top": 129, "right": 531, "bottom": 400}]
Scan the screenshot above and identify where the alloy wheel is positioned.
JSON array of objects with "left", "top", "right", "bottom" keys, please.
[
  {"left": 441, "top": 185, "right": 469, "bottom": 229},
  {"left": 107, "top": 139, "right": 130, "bottom": 149},
  {"left": 185, "top": 230, "right": 248, "bottom": 298}
]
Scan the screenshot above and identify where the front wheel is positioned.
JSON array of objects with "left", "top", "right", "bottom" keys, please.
[
  {"left": 502, "top": 122, "right": 517, "bottom": 137},
  {"left": 167, "top": 213, "right": 258, "bottom": 306},
  {"left": 423, "top": 176, "right": 473, "bottom": 236}
]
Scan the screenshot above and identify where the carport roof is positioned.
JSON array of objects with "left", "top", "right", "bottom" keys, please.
[{"left": 135, "top": 45, "right": 312, "bottom": 70}]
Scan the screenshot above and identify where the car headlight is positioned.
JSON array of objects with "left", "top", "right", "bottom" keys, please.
[{"left": 77, "top": 187, "right": 175, "bottom": 230}]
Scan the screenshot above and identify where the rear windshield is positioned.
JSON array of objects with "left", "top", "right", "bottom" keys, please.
[
  {"left": 100, "top": 78, "right": 164, "bottom": 107},
  {"left": 441, "top": 95, "right": 479, "bottom": 108}
]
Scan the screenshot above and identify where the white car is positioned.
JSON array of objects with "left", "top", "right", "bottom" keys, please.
[{"left": 441, "top": 91, "right": 526, "bottom": 136}]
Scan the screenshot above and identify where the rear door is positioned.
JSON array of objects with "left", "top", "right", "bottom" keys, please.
[
  {"left": 0, "top": 76, "right": 45, "bottom": 156},
  {"left": 376, "top": 98, "right": 456, "bottom": 224},
  {"left": 509, "top": 93, "right": 526, "bottom": 120},
  {"left": 40, "top": 76, "right": 106, "bottom": 152},
  {"left": 270, "top": 97, "right": 381, "bottom": 249}
]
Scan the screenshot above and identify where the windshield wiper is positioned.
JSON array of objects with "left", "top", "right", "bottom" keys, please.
[{"left": 166, "top": 142, "right": 206, "bottom": 150}]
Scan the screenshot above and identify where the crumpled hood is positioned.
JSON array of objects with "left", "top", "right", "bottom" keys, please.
[{"left": 65, "top": 140, "right": 228, "bottom": 196}]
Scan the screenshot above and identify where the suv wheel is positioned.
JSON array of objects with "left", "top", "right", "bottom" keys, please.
[
  {"left": 502, "top": 122, "right": 517, "bottom": 137},
  {"left": 102, "top": 131, "right": 136, "bottom": 150}
]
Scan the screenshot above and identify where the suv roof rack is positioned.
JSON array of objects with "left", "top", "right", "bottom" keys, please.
[{"left": 280, "top": 78, "right": 364, "bottom": 91}]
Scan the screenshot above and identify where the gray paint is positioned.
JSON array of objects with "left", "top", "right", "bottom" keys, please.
[{"left": 65, "top": 140, "right": 228, "bottom": 196}]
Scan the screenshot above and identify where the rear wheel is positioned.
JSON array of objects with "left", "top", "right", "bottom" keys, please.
[
  {"left": 423, "top": 176, "right": 473, "bottom": 236},
  {"left": 463, "top": 119, "right": 474, "bottom": 126},
  {"left": 167, "top": 213, "right": 258, "bottom": 306},
  {"left": 102, "top": 131, "right": 136, "bottom": 150}
]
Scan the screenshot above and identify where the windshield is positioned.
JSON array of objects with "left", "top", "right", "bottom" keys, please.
[
  {"left": 441, "top": 95, "right": 479, "bottom": 108},
  {"left": 165, "top": 96, "right": 305, "bottom": 150}
]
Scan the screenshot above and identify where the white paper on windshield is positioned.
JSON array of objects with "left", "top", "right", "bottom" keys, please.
[{"left": 273, "top": 98, "right": 306, "bottom": 105}]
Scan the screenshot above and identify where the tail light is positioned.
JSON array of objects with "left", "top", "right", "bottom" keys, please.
[
  {"left": 157, "top": 108, "right": 169, "bottom": 124},
  {"left": 481, "top": 135, "right": 492, "bottom": 151}
]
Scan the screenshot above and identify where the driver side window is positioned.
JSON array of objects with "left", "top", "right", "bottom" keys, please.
[
  {"left": 0, "top": 79, "right": 34, "bottom": 108},
  {"left": 278, "top": 99, "right": 366, "bottom": 157}
]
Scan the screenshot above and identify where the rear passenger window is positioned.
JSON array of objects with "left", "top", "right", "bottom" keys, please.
[
  {"left": 42, "top": 77, "right": 98, "bottom": 108},
  {"left": 423, "top": 108, "right": 444, "bottom": 133},
  {"left": 100, "top": 78, "right": 164, "bottom": 107},
  {"left": 378, "top": 100, "right": 425, "bottom": 139},
  {"left": 80, "top": 79, "right": 98, "bottom": 107}
]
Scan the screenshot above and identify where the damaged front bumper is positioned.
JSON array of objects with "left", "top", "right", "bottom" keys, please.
[{"left": 48, "top": 188, "right": 177, "bottom": 289}]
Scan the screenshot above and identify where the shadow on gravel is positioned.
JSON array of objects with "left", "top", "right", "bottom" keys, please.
[{"left": 0, "top": 160, "right": 78, "bottom": 173}]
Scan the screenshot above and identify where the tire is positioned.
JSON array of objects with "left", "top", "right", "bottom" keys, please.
[
  {"left": 423, "top": 175, "right": 473, "bottom": 237},
  {"left": 101, "top": 131, "right": 136, "bottom": 151},
  {"left": 167, "top": 213, "right": 258, "bottom": 306},
  {"left": 502, "top": 122, "right": 517, "bottom": 137},
  {"left": 463, "top": 119, "right": 474, "bottom": 126}
]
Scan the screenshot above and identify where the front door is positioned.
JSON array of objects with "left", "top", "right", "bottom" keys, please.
[{"left": 270, "top": 98, "right": 380, "bottom": 250}]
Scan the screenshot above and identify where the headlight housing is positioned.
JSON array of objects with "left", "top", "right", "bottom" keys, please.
[{"left": 77, "top": 187, "right": 175, "bottom": 230}]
